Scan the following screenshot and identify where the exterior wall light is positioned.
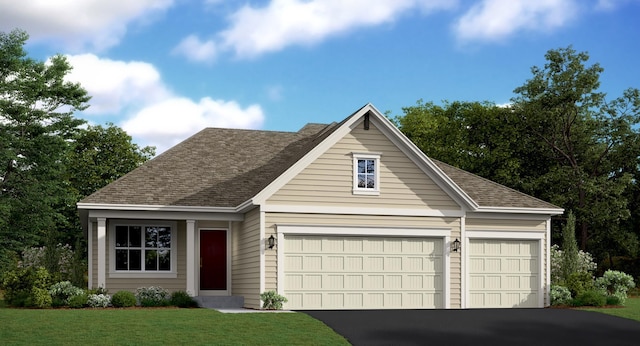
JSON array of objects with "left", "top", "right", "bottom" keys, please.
[
  {"left": 452, "top": 238, "right": 461, "bottom": 252},
  {"left": 267, "top": 235, "right": 276, "bottom": 249}
]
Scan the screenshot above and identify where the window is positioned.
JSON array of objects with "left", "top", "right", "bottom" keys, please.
[
  {"left": 115, "top": 225, "right": 172, "bottom": 272},
  {"left": 353, "top": 153, "right": 381, "bottom": 195}
]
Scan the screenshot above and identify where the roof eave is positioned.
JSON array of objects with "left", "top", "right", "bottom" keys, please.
[
  {"left": 77, "top": 202, "right": 239, "bottom": 214},
  {"left": 472, "top": 206, "right": 564, "bottom": 215}
]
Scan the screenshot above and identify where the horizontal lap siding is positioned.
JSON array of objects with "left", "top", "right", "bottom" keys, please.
[
  {"left": 232, "top": 208, "right": 261, "bottom": 309},
  {"left": 268, "top": 123, "right": 459, "bottom": 210},
  {"left": 265, "top": 213, "right": 462, "bottom": 308},
  {"left": 105, "top": 221, "right": 187, "bottom": 293}
]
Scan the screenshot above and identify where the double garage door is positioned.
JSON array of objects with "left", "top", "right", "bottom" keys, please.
[
  {"left": 283, "top": 235, "right": 444, "bottom": 310},
  {"left": 282, "top": 235, "right": 541, "bottom": 309}
]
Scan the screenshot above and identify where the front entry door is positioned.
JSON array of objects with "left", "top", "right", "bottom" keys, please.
[{"left": 200, "top": 230, "right": 227, "bottom": 290}]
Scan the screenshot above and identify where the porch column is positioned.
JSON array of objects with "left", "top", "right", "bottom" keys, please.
[
  {"left": 186, "top": 219, "right": 196, "bottom": 295},
  {"left": 97, "top": 217, "right": 106, "bottom": 289}
]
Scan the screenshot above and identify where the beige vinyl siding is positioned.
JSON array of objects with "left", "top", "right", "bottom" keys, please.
[
  {"left": 232, "top": 208, "right": 261, "bottom": 309},
  {"left": 268, "top": 123, "right": 459, "bottom": 210},
  {"left": 266, "top": 212, "right": 462, "bottom": 308},
  {"left": 104, "top": 220, "right": 187, "bottom": 292}
]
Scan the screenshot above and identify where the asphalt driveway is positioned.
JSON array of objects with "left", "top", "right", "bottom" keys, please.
[{"left": 303, "top": 309, "right": 640, "bottom": 346}]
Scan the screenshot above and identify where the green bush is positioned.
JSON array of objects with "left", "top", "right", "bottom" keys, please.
[
  {"left": 135, "top": 286, "right": 169, "bottom": 307},
  {"left": 595, "top": 270, "right": 635, "bottom": 306},
  {"left": 605, "top": 294, "right": 622, "bottom": 306},
  {"left": 49, "top": 281, "right": 84, "bottom": 307},
  {"left": 68, "top": 293, "right": 88, "bottom": 308},
  {"left": 170, "top": 291, "right": 198, "bottom": 308},
  {"left": 550, "top": 285, "right": 572, "bottom": 306},
  {"left": 111, "top": 291, "right": 137, "bottom": 308},
  {"left": 572, "top": 289, "right": 606, "bottom": 307},
  {"left": 1, "top": 266, "right": 52, "bottom": 307},
  {"left": 30, "top": 287, "right": 53, "bottom": 308},
  {"left": 87, "top": 294, "right": 111, "bottom": 308},
  {"left": 565, "top": 272, "right": 594, "bottom": 297},
  {"left": 260, "top": 290, "right": 288, "bottom": 310}
]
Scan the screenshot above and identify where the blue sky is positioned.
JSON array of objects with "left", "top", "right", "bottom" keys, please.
[{"left": 1, "top": 0, "right": 639, "bottom": 154}]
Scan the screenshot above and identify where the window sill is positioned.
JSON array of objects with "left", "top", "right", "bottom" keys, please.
[
  {"left": 352, "top": 189, "right": 380, "bottom": 196},
  {"left": 109, "top": 272, "right": 177, "bottom": 279}
]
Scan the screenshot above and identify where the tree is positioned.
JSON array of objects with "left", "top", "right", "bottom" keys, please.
[
  {"left": 0, "top": 29, "right": 90, "bottom": 271},
  {"left": 67, "top": 123, "right": 155, "bottom": 199},
  {"left": 392, "top": 100, "right": 529, "bottom": 189},
  {"left": 562, "top": 212, "right": 579, "bottom": 282},
  {"left": 511, "top": 46, "right": 640, "bottom": 253}
]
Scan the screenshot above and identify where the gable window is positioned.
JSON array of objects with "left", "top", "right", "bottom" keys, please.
[
  {"left": 352, "top": 153, "right": 381, "bottom": 195},
  {"left": 112, "top": 222, "right": 175, "bottom": 275}
]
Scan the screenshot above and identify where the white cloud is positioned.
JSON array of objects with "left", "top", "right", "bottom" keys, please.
[
  {"left": 65, "top": 54, "right": 170, "bottom": 115},
  {"left": 64, "top": 54, "right": 264, "bottom": 154},
  {"left": 172, "top": 35, "right": 218, "bottom": 63},
  {"left": 176, "top": 0, "right": 456, "bottom": 61},
  {"left": 454, "top": 0, "right": 579, "bottom": 42},
  {"left": 0, "top": 0, "right": 174, "bottom": 51},
  {"left": 122, "top": 98, "right": 264, "bottom": 153}
]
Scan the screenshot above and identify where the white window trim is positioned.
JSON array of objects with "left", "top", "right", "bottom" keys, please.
[
  {"left": 109, "top": 220, "right": 178, "bottom": 279},
  {"left": 352, "top": 152, "right": 381, "bottom": 195}
]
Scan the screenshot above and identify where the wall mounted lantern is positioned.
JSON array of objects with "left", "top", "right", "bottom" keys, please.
[
  {"left": 451, "top": 238, "right": 461, "bottom": 253},
  {"left": 267, "top": 235, "right": 276, "bottom": 249}
]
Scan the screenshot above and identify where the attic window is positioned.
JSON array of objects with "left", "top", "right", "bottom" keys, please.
[{"left": 352, "top": 153, "right": 381, "bottom": 195}]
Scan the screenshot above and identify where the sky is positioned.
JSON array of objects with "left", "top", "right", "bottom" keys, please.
[{"left": 1, "top": 0, "right": 639, "bottom": 154}]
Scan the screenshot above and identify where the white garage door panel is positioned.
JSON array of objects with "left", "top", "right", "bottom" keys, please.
[
  {"left": 469, "top": 239, "right": 539, "bottom": 308},
  {"left": 284, "top": 235, "right": 443, "bottom": 310}
]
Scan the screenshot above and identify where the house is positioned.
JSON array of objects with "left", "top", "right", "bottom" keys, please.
[{"left": 77, "top": 103, "right": 563, "bottom": 310}]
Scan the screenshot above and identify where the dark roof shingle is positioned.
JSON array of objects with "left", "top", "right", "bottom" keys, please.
[
  {"left": 81, "top": 123, "right": 339, "bottom": 207},
  {"left": 432, "top": 159, "right": 560, "bottom": 210}
]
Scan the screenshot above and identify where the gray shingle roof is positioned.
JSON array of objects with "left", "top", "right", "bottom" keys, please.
[
  {"left": 81, "top": 113, "right": 560, "bottom": 211},
  {"left": 80, "top": 122, "right": 339, "bottom": 207},
  {"left": 432, "top": 159, "right": 560, "bottom": 210}
]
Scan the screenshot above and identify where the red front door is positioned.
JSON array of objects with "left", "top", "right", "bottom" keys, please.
[{"left": 200, "top": 230, "right": 227, "bottom": 290}]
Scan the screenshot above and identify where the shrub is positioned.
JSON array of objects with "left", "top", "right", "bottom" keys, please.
[
  {"left": 49, "top": 281, "right": 84, "bottom": 307},
  {"left": 135, "top": 286, "right": 169, "bottom": 307},
  {"left": 1, "top": 266, "right": 52, "bottom": 307},
  {"left": 572, "top": 289, "right": 606, "bottom": 307},
  {"left": 170, "top": 291, "right": 198, "bottom": 308},
  {"left": 87, "top": 294, "right": 111, "bottom": 308},
  {"left": 550, "top": 244, "right": 597, "bottom": 284},
  {"left": 550, "top": 285, "right": 572, "bottom": 306},
  {"left": 595, "top": 270, "right": 635, "bottom": 305},
  {"left": 565, "top": 272, "right": 594, "bottom": 297},
  {"left": 111, "top": 291, "right": 137, "bottom": 308},
  {"left": 605, "top": 295, "right": 622, "bottom": 306},
  {"left": 68, "top": 293, "right": 88, "bottom": 308},
  {"left": 260, "top": 290, "right": 288, "bottom": 310}
]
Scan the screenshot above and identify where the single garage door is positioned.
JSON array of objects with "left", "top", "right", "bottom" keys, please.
[
  {"left": 468, "top": 239, "right": 539, "bottom": 308},
  {"left": 284, "top": 235, "right": 443, "bottom": 310}
]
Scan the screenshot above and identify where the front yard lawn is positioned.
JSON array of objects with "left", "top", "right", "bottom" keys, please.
[
  {"left": 579, "top": 297, "right": 640, "bottom": 322},
  {"left": 0, "top": 305, "right": 349, "bottom": 345}
]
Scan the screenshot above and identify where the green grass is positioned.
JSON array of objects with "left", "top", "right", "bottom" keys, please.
[
  {"left": 0, "top": 305, "right": 349, "bottom": 345},
  {"left": 579, "top": 297, "right": 640, "bottom": 322}
]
